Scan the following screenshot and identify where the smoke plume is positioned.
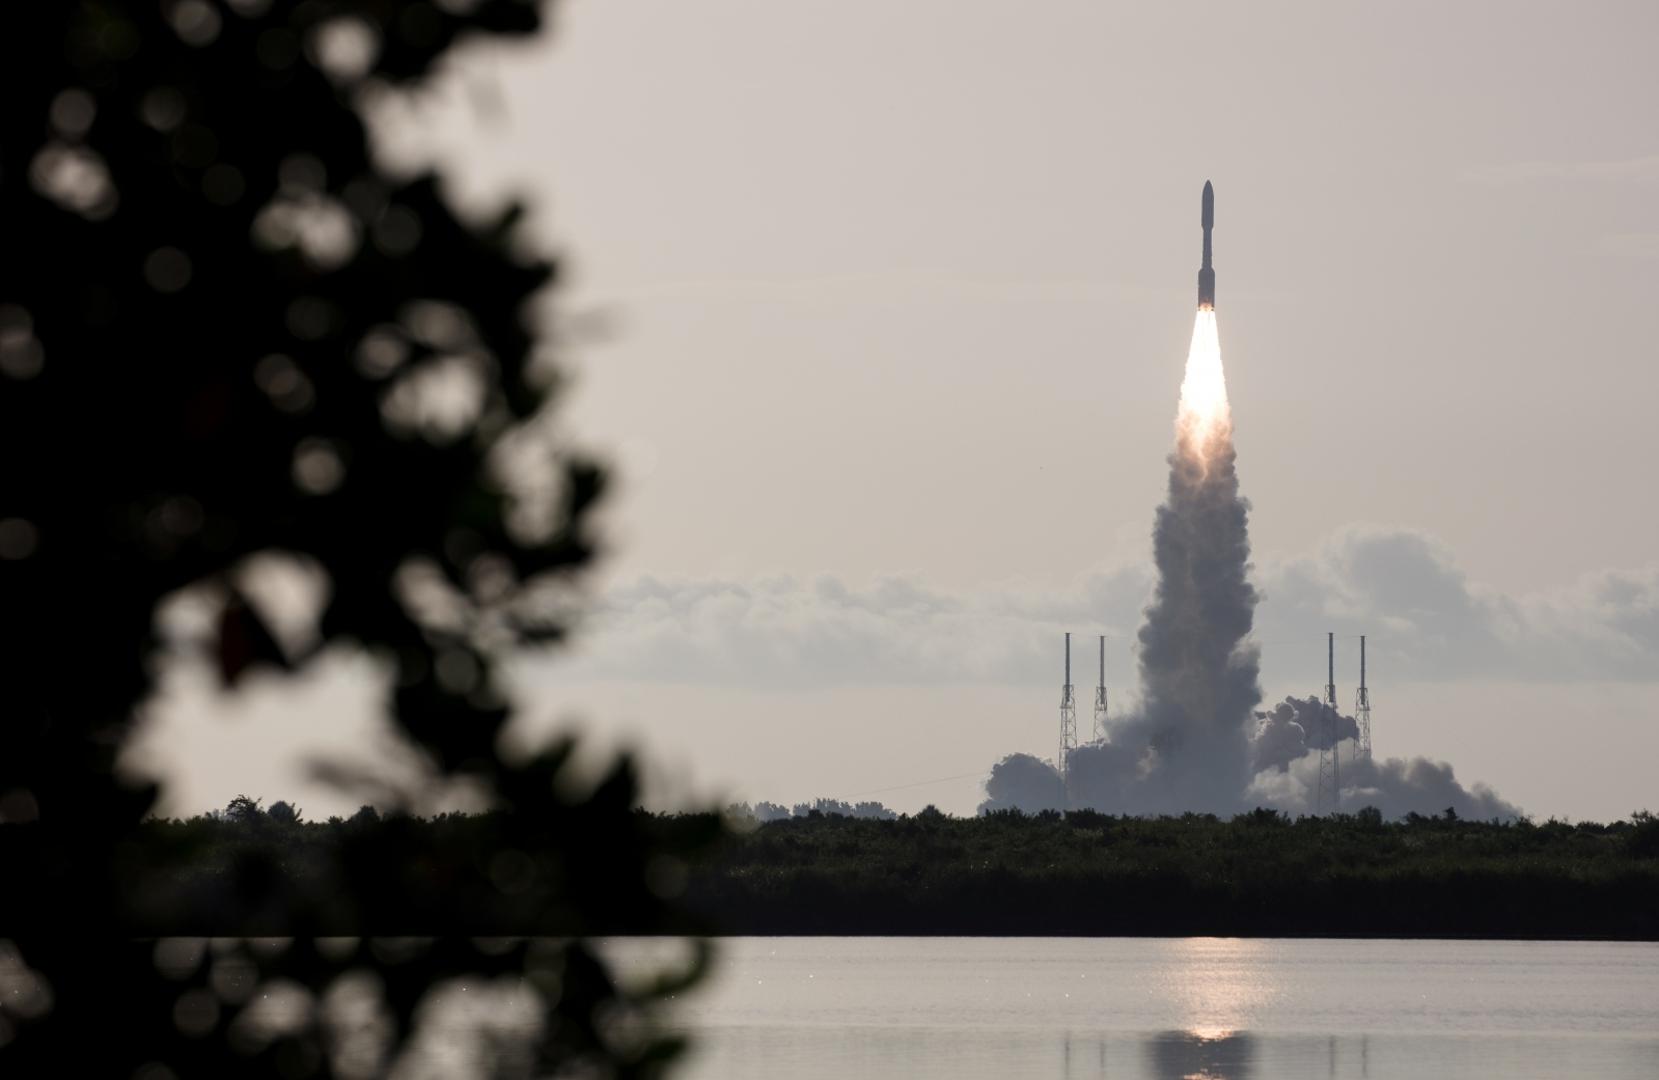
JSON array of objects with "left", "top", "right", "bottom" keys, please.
[
  {"left": 1246, "top": 753, "right": 1520, "bottom": 821},
  {"left": 1036, "top": 308, "right": 1264, "bottom": 815},
  {"left": 980, "top": 752, "right": 1063, "bottom": 814},
  {"left": 979, "top": 310, "right": 1518, "bottom": 820},
  {"left": 1251, "top": 696, "right": 1358, "bottom": 774}
]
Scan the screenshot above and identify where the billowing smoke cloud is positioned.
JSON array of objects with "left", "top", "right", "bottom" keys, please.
[
  {"left": 1251, "top": 695, "right": 1358, "bottom": 774},
  {"left": 1246, "top": 753, "right": 1520, "bottom": 821},
  {"left": 978, "top": 311, "right": 1520, "bottom": 821},
  {"left": 1344, "top": 756, "right": 1519, "bottom": 820},
  {"left": 1026, "top": 309, "right": 1266, "bottom": 815},
  {"left": 980, "top": 752, "right": 1063, "bottom": 814},
  {"left": 984, "top": 700, "right": 1518, "bottom": 820}
]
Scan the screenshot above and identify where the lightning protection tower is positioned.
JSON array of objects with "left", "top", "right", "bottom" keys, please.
[
  {"left": 1316, "top": 631, "right": 1342, "bottom": 813},
  {"left": 1092, "top": 635, "right": 1109, "bottom": 742},
  {"left": 1356, "top": 634, "right": 1372, "bottom": 762},
  {"left": 1059, "top": 633, "right": 1077, "bottom": 794}
]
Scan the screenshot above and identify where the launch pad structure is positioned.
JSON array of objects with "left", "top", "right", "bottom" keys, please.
[
  {"left": 1047, "top": 626, "right": 1373, "bottom": 815},
  {"left": 1316, "top": 631, "right": 1342, "bottom": 813},
  {"left": 1058, "top": 632, "right": 1077, "bottom": 795},
  {"left": 1356, "top": 634, "right": 1373, "bottom": 762},
  {"left": 1058, "top": 633, "right": 1108, "bottom": 808},
  {"left": 1092, "top": 635, "right": 1109, "bottom": 742}
]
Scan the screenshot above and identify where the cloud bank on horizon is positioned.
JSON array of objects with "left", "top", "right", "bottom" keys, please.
[{"left": 532, "top": 524, "right": 1659, "bottom": 691}]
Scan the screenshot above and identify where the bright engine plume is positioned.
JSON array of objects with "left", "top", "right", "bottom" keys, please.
[{"left": 1176, "top": 307, "right": 1230, "bottom": 466}]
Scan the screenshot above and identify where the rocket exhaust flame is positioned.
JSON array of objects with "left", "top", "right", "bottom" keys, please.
[{"left": 1176, "top": 307, "right": 1231, "bottom": 468}]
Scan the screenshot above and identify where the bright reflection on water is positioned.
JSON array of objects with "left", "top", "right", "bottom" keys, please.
[
  {"left": 606, "top": 937, "right": 1659, "bottom": 1080},
  {"left": 1159, "top": 936, "right": 1276, "bottom": 1039}
]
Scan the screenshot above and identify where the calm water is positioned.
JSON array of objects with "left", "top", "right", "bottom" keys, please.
[{"left": 611, "top": 937, "right": 1659, "bottom": 1080}]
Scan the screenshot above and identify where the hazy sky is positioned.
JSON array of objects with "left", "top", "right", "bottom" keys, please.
[{"left": 138, "top": 0, "right": 1659, "bottom": 820}]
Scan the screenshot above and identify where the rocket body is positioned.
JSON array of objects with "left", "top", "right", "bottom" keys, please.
[{"left": 1197, "top": 180, "right": 1216, "bottom": 309}]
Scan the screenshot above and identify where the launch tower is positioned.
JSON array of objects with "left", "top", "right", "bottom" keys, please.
[
  {"left": 1092, "top": 635, "right": 1109, "bottom": 742},
  {"left": 1316, "top": 631, "right": 1342, "bottom": 813},
  {"left": 1059, "top": 632, "right": 1077, "bottom": 797},
  {"left": 1356, "top": 634, "right": 1372, "bottom": 762}
]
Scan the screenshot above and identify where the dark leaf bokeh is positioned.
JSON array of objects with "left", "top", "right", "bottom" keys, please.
[{"left": 0, "top": 2, "right": 714, "bottom": 1074}]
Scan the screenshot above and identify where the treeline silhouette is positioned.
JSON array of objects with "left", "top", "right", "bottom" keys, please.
[
  {"left": 0, "top": 790, "right": 721, "bottom": 938},
  {"left": 693, "top": 806, "right": 1659, "bottom": 938},
  {"left": 19, "top": 802, "right": 1656, "bottom": 940}
]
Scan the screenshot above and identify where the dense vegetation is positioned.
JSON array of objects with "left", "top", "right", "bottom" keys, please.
[
  {"left": 0, "top": 794, "right": 720, "bottom": 938},
  {"left": 695, "top": 806, "right": 1659, "bottom": 939},
  {"left": 11, "top": 802, "right": 1655, "bottom": 940}
]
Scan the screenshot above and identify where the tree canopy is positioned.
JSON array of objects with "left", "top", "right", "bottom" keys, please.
[{"left": 0, "top": 2, "right": 713, "bottom": 1074}]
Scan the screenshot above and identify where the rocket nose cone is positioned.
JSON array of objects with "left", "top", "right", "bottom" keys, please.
[{"left": 1201, "top": 181, "right": 1214, "bottom": 228}]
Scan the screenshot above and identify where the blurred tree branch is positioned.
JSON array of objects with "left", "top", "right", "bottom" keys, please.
[{"left": 0, "top": 2, "right": 715, "bottom": 1074}]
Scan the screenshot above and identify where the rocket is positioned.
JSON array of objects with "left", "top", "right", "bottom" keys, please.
[{"left": 1197, "top": 180, "right": 1215, "bottom": 309}]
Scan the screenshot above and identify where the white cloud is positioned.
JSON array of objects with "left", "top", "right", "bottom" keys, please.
[
  {"left": 532, "top": 526, "right": 1659, "bottom": 688},
  {"left": 1257, "top": 525, "right": 1659, "bottom": 682},
  {"left": 538, "top": 568, "right": 1153, "bottom": 688}
]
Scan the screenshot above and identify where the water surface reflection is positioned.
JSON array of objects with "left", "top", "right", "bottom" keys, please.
[
  {"left": 608, "top": 937, "right": 1659, "bottom": 1080},
  {"left": 1144, "top": 1029, "right": 1255, "bottom": 1079}
]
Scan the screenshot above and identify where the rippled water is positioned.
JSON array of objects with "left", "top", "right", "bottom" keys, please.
[{"left": 611, "top": 937, "right": 1659, "bottom": 1080}]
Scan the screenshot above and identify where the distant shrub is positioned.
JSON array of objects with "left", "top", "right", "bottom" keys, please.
[
  {"left": 1237, "top": 807, "right": 1287, "bottom": 827},
  {"left": 1630, "top": 811, "right": 1659, "bottom": 858},
  {"left": 224, "top": 795, "right": 264, "bottom": 825},
  {"left": 1064, "top": 809, "right": 1108, "bottom": 829},
  {"left": 267, "top": 801, "right": 303, "bottom": 825}
]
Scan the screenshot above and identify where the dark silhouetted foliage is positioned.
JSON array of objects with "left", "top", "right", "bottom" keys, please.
[
  {"left": 1, "top": 2, "right": 717, "bottom": 1074},
  {"left": 677, "top": 808, "right": 1659, "bottom": 939},
  {"left": 1631, "top": 811, "right": 1659, "bottom": 859},
  {"left": 63, "top": 807, "right": 1659, "bottom": 941},
  {"left": 12, "top": 808, "right": 723, "bottom": 938},
  {"left": 267, "top": 799, "right": 303, "bottom": 825}
]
